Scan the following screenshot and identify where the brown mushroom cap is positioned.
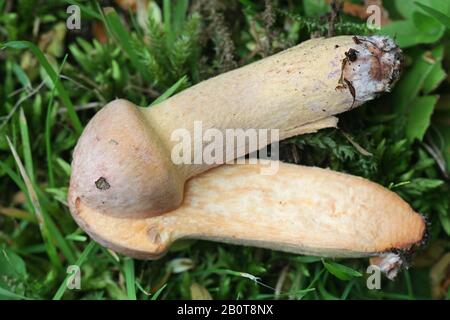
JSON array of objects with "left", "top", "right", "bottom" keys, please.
[{"left": 69, "top": 99, "right": 185, "bottom": 218}]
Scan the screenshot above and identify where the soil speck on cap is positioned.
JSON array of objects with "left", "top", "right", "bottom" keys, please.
[
  {"left": 95, "top": 177, "right": 110, "bottom": 190},
  {"left": 109, "top": 139, "right": 119, "bottom": 145}
]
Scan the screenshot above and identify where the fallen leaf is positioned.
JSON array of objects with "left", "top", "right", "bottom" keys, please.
[
  {"left": 38, "top": 22, "right": 67, "bottom": 57},
  {"left": 190, "top": 283, "right": 213, "bottom": 300},
  {"left": 326, "top": 0, "right": 391, "bottom": 25},
  {"left": 115, "top": 0, "right": 138, "bottom": 12},
  {"left": 167, "top": 258, "right": 194, "bottom": 274},
  {"left": 92, "top": 21, "right": 108, "bottom": 44}
]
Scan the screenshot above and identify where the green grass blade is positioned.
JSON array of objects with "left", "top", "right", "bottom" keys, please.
[
  {"left": 64, "top": 0, "right": 102, "bottom": 20},
  {"left": 45, "top": 94, "right": 56, "bottom": 188},
  {"left": 0, "top": 160, "right": 27, "bottom": 192},
  {"left": 6, "top": 136, "right": 62, "bottom": 268},
  {"left": 404, "top": 270, "right": 414, "bottom": 299},
  {"left": 0, "top": 206, "right": 37, "bottom": 223},
  {"left": 151, "top": 284, "right": 167, "bottom": 300},
  {"left": 5, "top": 131, "right": 77, "bottom": 264},
  {"left": 12, "top": 62, "right": 31, "bottom": 89},
  {"left": 55, "top": 157, "right": 72, "bottom": 176},
  {"left": 322, "top": 260, "right": 362, "bottom": 281},
  {"left": 19, "top": 108, "right": 35, "bottom": 184},
  {"left": 45, "top": 54, "right": 68, "bottom": 188},
  {"left": 42, "top": 213, "right": 77, "bottom": 264},
  {"left": 163, "top": 0, "right": 173, "bottom": 42},
  {"left": 1, "top": 41, "right": 83, "bottom": 135},
  {"left": 340, "top": 280, "right": 355, "bottom": 300},
  {"left": 173, "top": 0, "right": 189, "bottom": 33},
  {"left": 0, "top": 287, "right": 32, "bottom": 300},
  {"left": 149, "top": 75, "right": 188, "bottom": 107},
  {"left": 123, "top": 258, "right": 137, "bottom": 300},
  {"left": 101, "top": 8, "right": 152, "bottom": 83}
]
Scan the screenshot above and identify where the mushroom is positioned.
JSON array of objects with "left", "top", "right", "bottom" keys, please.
[
  {"left": 68, "top": 35, "right": 403, "bottom": 218},
  {"left": 70, "top": 161, "right": 426, "bottom": 279}
]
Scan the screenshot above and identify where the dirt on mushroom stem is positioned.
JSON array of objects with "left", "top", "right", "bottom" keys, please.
[
  {"left": 338, "top": 36, "right": 403, "bottom": 108},
  {"left": 371, "top": 227, "right": 429, "bottom": 280}
]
